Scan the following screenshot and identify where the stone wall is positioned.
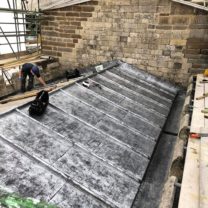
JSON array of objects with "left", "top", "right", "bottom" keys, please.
[
  {"left": 41, "top": 0, "right": 208, "bottom": 86},
  {"left": 0, "top": 74, "right": 17, "bottom": 98},
  {"left": 41, "top": 1, "right": 98, "bottom": 65}
]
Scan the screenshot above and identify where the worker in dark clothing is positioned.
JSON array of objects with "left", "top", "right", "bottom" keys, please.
[{"left": 19, "top": 63, "right": 46, "bottom": 92}]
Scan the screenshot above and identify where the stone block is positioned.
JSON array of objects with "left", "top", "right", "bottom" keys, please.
[
  {"left": 187, "top": 42, "right": 208, "bottom": 50},
  {"left": 171, "top": 3, "right": 194, "bottom": 15},
  {"left": 57, "top": 47, "right": 73, "bottom": 53},
  {"left": 138, "top": 5, "right": 157, "bottom": 13},
  {"left": 120, "top": 36, "right": 128, "bottom": 43},
  {"left": 158, "top": 38, "right": 170, "bottom": 44},
  {"left": 146, "top": 66, "right": 156, "bottom": 71},
  {"left": 171, "top": 16, "right": 190, "bottom": 25},
  {"left": 190, "top": 24, "right": 208, "bottom": 29},
  {"left": 159, "top": 16, "right": 170, "bottom": 24},
  {"left": 171, "top": 51, "right": 184, "bottom": 59},
  {"left": 157, "top": 6, "right": 171, "bottom": 13},
  {"left": 148, "top": 25, "right": 155, "bottom": 29},
  {"left": 82, "top": 6, "right": 95, "bottom": 12},
  {"left": 148, "top": 44, "right": 158, "bottom": 50},
  {"left": 175, "top": 45, "right": 183, "bottom": 51},
  {"left": 170, "top": 39, "right": 187, "bottom": 46},
  {"left": 201, "top": 49, "right": 208, "bottom": 55},
  {"left": 156, "top": 25, "right": 172, "bottom": 30},
  {"left": 80, "top": 12, "right": 93, "bottom": 17},
  {"left": 65, "top": 12, "right": 80, "bottom": 17},
  {"left": 47, "top": 62, "right": 60, "bottom": 70},
  {"left": 173, "top": 63, "right": 182, "bottom": 70},
  {"left": 172, "top": 25, "right": 188, "bottom": 30},
  {"left": 162, "top": 50, "right": 171, "bottom": 56}
]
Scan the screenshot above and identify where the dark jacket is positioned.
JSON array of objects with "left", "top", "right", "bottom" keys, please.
[{"left": 22, "top": 63, "right": 40, "bottom": 78}]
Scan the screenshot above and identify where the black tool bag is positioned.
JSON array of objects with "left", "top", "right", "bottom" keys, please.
[
  {"left": 65, "top": 68, "right": 80, "bottom": 80},
  {"left": 29, "top": 90, "right": 49, "bottom": 116}
]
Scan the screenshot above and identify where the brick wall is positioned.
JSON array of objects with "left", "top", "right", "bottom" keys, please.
[{"left": 41, "top": 0, "right": 208, "bottom": 86}]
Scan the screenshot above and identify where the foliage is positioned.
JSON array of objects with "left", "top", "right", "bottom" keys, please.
[{"left": 0, "top": 195, "right": 57, "bottom": 208}]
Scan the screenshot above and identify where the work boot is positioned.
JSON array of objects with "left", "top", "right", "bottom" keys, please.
[{"left": 21, "top": 77, "right": 26, "bottom": 93}]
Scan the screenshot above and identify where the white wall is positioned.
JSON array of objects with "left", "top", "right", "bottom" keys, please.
[{"left": 0, "top": 0, "right": 26, "bottom": 55}]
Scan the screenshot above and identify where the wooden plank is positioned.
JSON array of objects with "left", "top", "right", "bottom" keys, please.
[
  {"left": 196, "top": 93, "right": 208, "bottom": 100},
  {"left": 2, "top": 56, "right": 41, "bottom": 70},
  {"left": 0, "top": 53, "right": 39, "bottom": 66},
  {"left": 191, "top": 0, "right": 206, "bottom": 3},
  {"left": 191, "top": 74, "right": 205, "bottom": 133},
  {"left": 178, "top": 138, "right": 200, "bottom": 208},
  {"left": 2, "top": 58, "right": 49, "bottom": 71},
  {"left": 179, "top": 74, "right": 208, "bottom": 208},
  {"left": 204, "top": 83, "right": 208, "bottom": 127},
  {"left": 0, "top": 57, "right": 49, "bottom": 74},
  {"left": 0, "top": 88, "right": 54, "bottom": 104},
  {"left": 200, "top": 136, "right": 208, "bottom": 208},
  {"left": 191, "top": 108, "right": 205, "bottom": 133},
  {"left": 0, "top": 77, "right": 82, "bottom": 104},
  {"left": 193, "top": 74, "right": 204, "bottom": 108}
]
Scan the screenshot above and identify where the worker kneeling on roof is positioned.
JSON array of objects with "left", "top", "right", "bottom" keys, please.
[{"left": 19, "top": 63, "right": 46, "bottom": 92}]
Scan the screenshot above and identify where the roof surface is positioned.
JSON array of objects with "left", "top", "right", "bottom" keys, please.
[
  {"left": 0, "top": 61, "right": 178, "bottom": 208},
  {"left": 28, "top": 0, "right": 90, "bottom": 11}
]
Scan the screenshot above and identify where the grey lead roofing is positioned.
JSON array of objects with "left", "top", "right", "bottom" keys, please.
[{"left": 0, "top": 61, "right": 178, "bottom": 208}]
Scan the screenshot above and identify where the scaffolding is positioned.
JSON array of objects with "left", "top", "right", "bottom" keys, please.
[
  {"left": 0, "top": 0, "right": 42, "bottom": 59},
  {"left": 0, "top": 0, "right": 42, "bottom": 88},
  {"left": 172, "top": 0, "right": 208, "bottom": 11}
]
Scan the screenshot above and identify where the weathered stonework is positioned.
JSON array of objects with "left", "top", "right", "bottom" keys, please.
[{"left": 41, "top": 0, "right": 208, "bottom": 86}]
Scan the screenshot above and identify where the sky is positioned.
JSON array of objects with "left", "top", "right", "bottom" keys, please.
[{"left": 0, "top": 0, "right": 26, "bottom": 55}]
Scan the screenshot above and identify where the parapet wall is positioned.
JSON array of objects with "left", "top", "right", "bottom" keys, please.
[{"left": 41, "top": 0, "right": 208, "bottom": 86}]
